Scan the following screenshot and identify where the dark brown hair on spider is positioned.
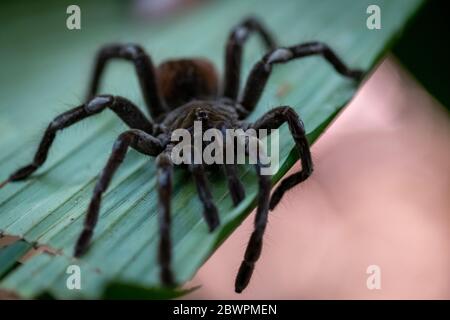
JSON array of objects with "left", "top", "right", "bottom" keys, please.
[{"left": 1, "top": 17, "right": 363, "bottom": 293}]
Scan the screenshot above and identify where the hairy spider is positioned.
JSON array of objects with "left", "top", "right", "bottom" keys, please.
[{"left": 1, "top": 17, "right": 362, "bottom": 293}]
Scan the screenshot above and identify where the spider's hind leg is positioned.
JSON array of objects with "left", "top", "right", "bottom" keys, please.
[
  {"left": 239, "top": 42, "right": 363, "bottom": 115},
  {"left": 223, "top": 16, "right": 277, "bottom": 100},
  {"left": 87, "top": 43, "right": 167, "bottom": 119}
]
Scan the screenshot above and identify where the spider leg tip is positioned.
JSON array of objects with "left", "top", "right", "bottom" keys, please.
[
  {"left": 73, "top": 245, "right": 86, "bottom": 258},
  {"left": 234, "top": 278, "right": 244, "bottom": 293},
  {"left": 208, "top": 219, "right": 220, "bottom": 233},
  {"left": 352, "top": 69, "right": 365, "bottom": 82},
  {"left": 0, "top": 178, "right": 10, "bottom": 189},
  {"left": 234, "top": 279, "right": 247, "bottom": 294},
  {"left": 269, "top": 197, "right": 279, "bottom": 211}
]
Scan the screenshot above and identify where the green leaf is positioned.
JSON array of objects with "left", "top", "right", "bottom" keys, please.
[
  {"left": 0, "top": 0, "right": 423, "bottom": 298},
  {"left": 0, "top": 240, "right": 31, "bottom": 278},
  {"left": 102, "top": 283, "right": 199, "bottom": 300}
]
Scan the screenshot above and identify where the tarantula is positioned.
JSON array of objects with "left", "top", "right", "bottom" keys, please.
[{"left": 0, "top": 17, "right": 362, "bottom": 293}]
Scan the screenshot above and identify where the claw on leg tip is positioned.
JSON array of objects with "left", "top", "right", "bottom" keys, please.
[{"left": 0, "top": 178, "right": 10, "bottom": 189}]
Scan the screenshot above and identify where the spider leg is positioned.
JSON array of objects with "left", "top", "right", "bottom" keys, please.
[
  {"left": 235, "top": 138, "right": 271, "bottom": 293},
  {"left": 156, "top": 151, "right": 175, "bottom": 286},
  {"left": 86, "top": 43, "right": 167, "bottom": 119},
  {"left": 239, "top": 42, "right": 364, "bottom": 115},
  {"left": 2, "top": 95, "right": 153, "bottom": 186},
  {"left": 74, "top": 129, "right": 163, "bottom": 257},
  {"left": 188, "top": 161, "right": 220, "bottom": 232},
  {"left": 223, "top": 163, "right": 246, "bottom": 206},
  {"left": 221, "top": 127, "right": 245, "bottom": 206},
  {"left": 187, "top": 144, "right": 220, "bottom": 231},
  {"left": 223, "top": 16, "right": 277, "bottom": 100},
  {"left": 252, "top": 106, "right": 312, "bottom": 210}
]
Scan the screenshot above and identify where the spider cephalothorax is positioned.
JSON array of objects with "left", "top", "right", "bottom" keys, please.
[{"left": 1, "top": 17, "right": 362, "bottom": 293}]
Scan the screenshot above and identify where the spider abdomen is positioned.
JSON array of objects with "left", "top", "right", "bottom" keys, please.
[{"left": 157, "top": 59, "right": 219, "bottom": 109}]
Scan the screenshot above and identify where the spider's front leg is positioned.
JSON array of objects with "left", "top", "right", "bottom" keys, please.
[
  {"left": 155, "top": 151, "right": 176, "bottom": 286},
  {"left": 189, "top": 161, "right": 220, "bottom": 231},
  {"left": 223, "top": 162, "right": 246, "bottom": 206},
  {"left": 75, "top": 129, "right": 163, "bottom": 257},
  {"left": 87, "top": 43, "right": 167, "bottom": 119},
  {"left": 252, "top": 106, "right": 313, "bottom": 210},
  {"left": 239, "top": 42, "right": 364, "bottom": 115},
  {"left": 1, "top": 95, "right": 153, "bottom": 187},
  {"left": 235, "top": 136, "right": 271, "bottom": 293},
  {"left": 184, "top": 143, "right": 221, "bottom": 231},
  {"left": 220, "top": 127, "right": 246, "bottom": 206}
]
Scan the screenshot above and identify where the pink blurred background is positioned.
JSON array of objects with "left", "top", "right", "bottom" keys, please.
[{"left": 185, "top": 57, "right": 450, "bottom": 299}]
